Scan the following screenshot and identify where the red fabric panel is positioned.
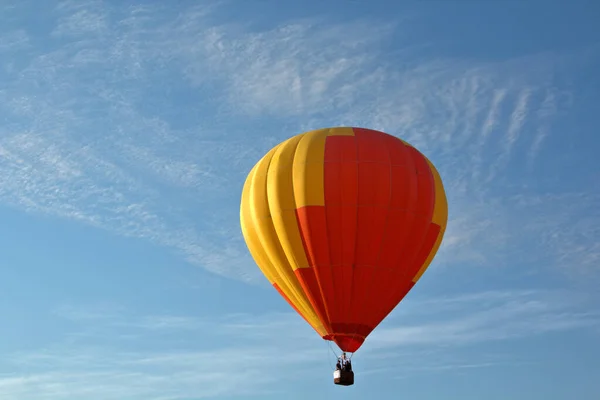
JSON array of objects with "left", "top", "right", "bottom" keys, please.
[
  {"left": 294, "top": 128, "right": 440, "bottom": 352},
  {"left": 323, "top": 135, "right": 357, "bottom": 333}
]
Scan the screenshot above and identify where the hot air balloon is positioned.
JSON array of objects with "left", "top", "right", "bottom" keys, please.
[{"left": 240, "top": 127, "right": 447, "bottom": 386}]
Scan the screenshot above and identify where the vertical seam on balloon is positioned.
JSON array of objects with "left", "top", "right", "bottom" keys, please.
[
  {"left": 346, "top": 127, "right": 360, "bottom": 343},
  {"left": 337, "top": 140, "right": 346, "bottom": 338},
  {"left": 337, "top": 132, "right": 351, "bottom": 342},
  {"left": 311, "top": 130, "right": 334, "bottom": 329},
  {"left": 400, "top": 147, "right": 422, "bottom": 282},
  {"left": 323, "top": 133, "right": 340, "bottom": 334}
]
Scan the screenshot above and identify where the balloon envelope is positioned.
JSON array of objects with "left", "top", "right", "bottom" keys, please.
[{"left": 240, "top": 127, "right": 447, "bottom": 352}]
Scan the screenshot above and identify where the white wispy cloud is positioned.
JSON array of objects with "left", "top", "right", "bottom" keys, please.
[
  {"left": 6, "top": 310, "right": 323, "bottom": 399},
  {"left": 432, "top": 191, "right": 600, "bottom": 279},
  {"left": 485, "top": 87, "right": 533, "bottom": 183},
  {"left": 529, "top": 88, "right": 560, "bottom": 166},
  {"left": 515, "top": 193, "right": 600, "bottom": 276},
  {"left": 2, "top": 289, "right": 596, "bottom": 399},
  {"left": 367, "top": 289, "right": 598, "bottom": 351},
  {"left": 0, "top": 0, "right": 597, "bottom": 285}
]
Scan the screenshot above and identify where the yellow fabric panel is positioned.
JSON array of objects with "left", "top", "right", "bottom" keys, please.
[
  {"left": 328, "top": 127, "right": 355, "bottom": 137},
  {"left": 293, "top": 129, "right": 327, "bottom": 208},
  {"left": 426, "top": 156, "right": 448, "bottom": 227},
  {"left": 267, "top": 135, "right": 311, "bottom": 270},
  {"left": 240, "top": 163, "right": 275, "bottom": 284},
  {"left": 412, "top": 155, "right": 448, "bottom": 282},
  {"left": 240, "top": 143, "right": 326, "bottom": 336},
  {"left": 292, "top": 127, "right": 354, "bottom": 208}
]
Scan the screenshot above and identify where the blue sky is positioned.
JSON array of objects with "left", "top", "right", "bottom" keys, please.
[{"left": 0, "top": 0, "right": 599, "bottom": 399}]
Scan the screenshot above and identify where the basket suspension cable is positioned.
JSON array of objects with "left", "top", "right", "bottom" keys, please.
[
  {"left": 327, "top": 342, "right": 334, "bottom": 370},
  {"left": 328, "top": 341, "right": 339, "bottom": 359}
]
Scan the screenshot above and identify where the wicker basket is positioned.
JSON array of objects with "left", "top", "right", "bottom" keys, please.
[{"left": 333, "top": 369, "right": 354, "bottom": 386}]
